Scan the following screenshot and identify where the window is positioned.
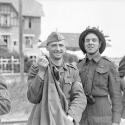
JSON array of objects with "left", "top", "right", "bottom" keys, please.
[
  {"left": 25, "top": 36, "right": 33, "bottom": 48},
  {"left": 1, "top": 35, "right": 10, "bottom": 47},
  {"left": 29, "top": 18, "right": 32, "bottom": 28},
  {"left": 0, "top": 14, "right": 10, "bottom": 27},
  {"left": 24, "top": 17, "right": 32, "bottom": 29},
  {"left": 13, "top": 41, "right": 17, "bottom": 46}
]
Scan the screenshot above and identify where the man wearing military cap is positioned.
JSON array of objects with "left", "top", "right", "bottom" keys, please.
[
  {"left": 77, "top": 27, "right": 122, "bottom": 125},
  {"left": 27, "top": 32, "right": 87, "bottom": 125}
]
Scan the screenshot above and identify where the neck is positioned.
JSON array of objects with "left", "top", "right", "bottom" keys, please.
[
  {"left": 50, "top": 58, "right": 63, "bottom": 67},
  {"left": 87, "top": 50, "right": 99, "bottom": 59}
]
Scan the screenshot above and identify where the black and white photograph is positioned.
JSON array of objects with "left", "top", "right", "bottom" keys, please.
[{"left": 0, "top": 0, "right": 125, "bottom": 125}]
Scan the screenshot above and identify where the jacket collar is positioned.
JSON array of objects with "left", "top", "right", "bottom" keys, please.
[
  {"left": 50, "top": 59, "right": 68, "bottom": 71},
  {"left": 86, "top": 51, "right": 101, "bottom": 63}
]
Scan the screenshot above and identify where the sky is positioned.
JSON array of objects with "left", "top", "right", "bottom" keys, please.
[{"left": 36, "top": 0, "right": 125, "bottom": 58}]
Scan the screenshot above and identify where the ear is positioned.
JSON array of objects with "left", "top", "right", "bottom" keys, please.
[
  {"left": 99, "top": 41, "right": 102, "bottom": 48},
  {"left": 46, "top": 45, "right": 49, "bottom": 51}
]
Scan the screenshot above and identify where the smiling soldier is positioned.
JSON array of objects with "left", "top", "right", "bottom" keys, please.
[
  {"left": 77, "top": 27, "right": 122, "bottom": 125},
  {"left": 27, "top": 32, "right": 87, "bottom": 125}
]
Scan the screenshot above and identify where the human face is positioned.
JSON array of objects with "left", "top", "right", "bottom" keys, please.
[
  {"left": 47, "top": 40, "right": 66, "bottom": 60},
  {"left": 84, "top": 33, "right": 101, "bottom": 55}
]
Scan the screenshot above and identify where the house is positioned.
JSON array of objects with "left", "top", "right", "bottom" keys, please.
[
  {"left": 0, "top": 0, "right": 44, "bottom": 57},
  {"left": 39, "top": 32, "right": 111, "bottom": 51}
]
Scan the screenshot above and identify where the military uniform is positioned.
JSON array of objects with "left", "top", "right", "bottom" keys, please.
[
  {"left": 118, "top": 56, "right": 125, "bottom": 118},
  {"left": 27, "top": 61, "right": 87, "bottom": 124},
  {"left": 27, "top": 31, "right": 87, "bottom": 125},
  {"left": 0, "top": 82, "right": 11, "bottom": 115},
  {"left": 77, "top": 52, "right": 122, "bottom": 125}
]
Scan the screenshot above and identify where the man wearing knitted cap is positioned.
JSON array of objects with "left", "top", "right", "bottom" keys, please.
[
  {"left": 27, "top": 32, "right": 87, "bottom": 125},
  {"left": 77, "top": 27, "right": 122, "bottom": 125}
]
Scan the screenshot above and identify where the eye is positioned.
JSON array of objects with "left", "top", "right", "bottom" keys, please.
[
  {"left": 92, "top": 38, "right": 98, "bottom": 42},
  {"left": 51, "top": 44, "right": 57, "bottom": 47},
  {"left": 85, "top": 39, "right": 90, "bottom": 43},
  {"left": 59, "top": 44, "right": 64, "bottom": 47}
]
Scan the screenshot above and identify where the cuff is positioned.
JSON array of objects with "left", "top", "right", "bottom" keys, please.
[
  {"left": 122, "top": 108, "right": 125, "bottom": 119},
  {"left": 112, "top": 112, "right": 121, "bottom": 123},
  {"left": 68, "top": 109, "right": 79, "bottom": 122}
]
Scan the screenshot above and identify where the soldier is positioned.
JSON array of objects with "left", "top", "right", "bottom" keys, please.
[
  {"left": 118, "top": 56, "right": 125, "bottom": 118},
  {"left": 77, "top": 27, "right": 122, "bottom": 125},
  {"left": 0, "top": 78, "right": 11, "bottom": 115},
  {"left": 27, "top": 32, "right": 87, "bottom": 125}
]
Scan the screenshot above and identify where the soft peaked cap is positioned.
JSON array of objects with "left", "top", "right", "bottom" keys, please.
[{"left": 46, "top": 32, "right": 65, "bottom": 45}]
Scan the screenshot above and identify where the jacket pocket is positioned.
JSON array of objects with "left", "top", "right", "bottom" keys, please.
[
  {"left": 94, "top": 67, "right": 109, "bottom": 87},
  {"left": 63, "top": 78, "right": 73, "bottom": 99}
]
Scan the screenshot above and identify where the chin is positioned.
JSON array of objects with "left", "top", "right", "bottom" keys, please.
[{"left": 88, "top": 51, "right": 96, "bottom": 55}]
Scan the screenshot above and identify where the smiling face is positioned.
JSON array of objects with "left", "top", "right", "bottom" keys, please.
[
  {"left": 46, "top": 40, "right": 66, "bottom": 60},
  {"left": 84, "top": 33, "right": 101, "bottom": 55}
]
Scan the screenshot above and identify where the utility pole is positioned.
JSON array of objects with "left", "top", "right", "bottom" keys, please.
[{"left": 19, "top": 0, "right": 24, "bottom": 81}]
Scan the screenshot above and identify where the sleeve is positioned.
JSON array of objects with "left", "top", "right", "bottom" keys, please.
[
  {"left": 120, "top": 77, "right": 125, "bottom": 118},
  {"left": 67, "top": 68, "right": 87, "bottom": 122},
  {"left": 118, "top": 56, "right": 125, "bottom": 78},
  {"left": 108, "top": 63, "right": 122, "bottom": 123},
  {"left": 0, "top": 82, "right": 11, "bottom": 115},
  {"left": 122, "top": 89, "right": 125, "bottom": 119},
  {"left": 27, "top": 64, "right": 45, "bottom": 104}
]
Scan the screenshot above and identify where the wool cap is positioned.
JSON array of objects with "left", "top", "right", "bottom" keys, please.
[
  {"left": 79, "top": 27, "right": 106, "bottom": 54},
  {"left": 46, "top": 32, "right": 65, "bottom": 45}
]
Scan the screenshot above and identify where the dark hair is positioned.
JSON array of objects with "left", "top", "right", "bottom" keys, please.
[{"left": 79, "top": 27, "right": 106, "bottom": 54}]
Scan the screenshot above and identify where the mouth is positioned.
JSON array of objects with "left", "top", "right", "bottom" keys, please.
[
  {"left": 54, "top": 51, "right": 63, "bottom": 54},
  {"left": 54, "top": 52, "right": 62, "bottom": 55},
  {"left": 87, "top": 46, "right": 94, "bottom": 49}
]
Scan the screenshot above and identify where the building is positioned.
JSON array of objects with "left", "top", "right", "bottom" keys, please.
[{"left": 0, "top": 0, "right": 44, "bottom": 57}]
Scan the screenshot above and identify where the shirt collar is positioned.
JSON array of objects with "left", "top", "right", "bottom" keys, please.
[
  {"left": 50, "top": 59, "right": 67, "bottom": 71},
  {"left": 86, "top": 51, "right": 101, "bottom": 63}
]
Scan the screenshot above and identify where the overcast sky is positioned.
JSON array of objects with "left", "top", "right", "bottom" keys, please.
[{"left": 36, "top": 0, "right": 125, "bottom": 58}]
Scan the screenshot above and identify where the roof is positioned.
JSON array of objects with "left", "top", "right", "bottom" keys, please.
[
  {"left": 0, "top": 0, "right": 44, "bottom": 17},
  {"left": 39, "top": 32, "right": 111, "bottom": 51},
  {"left": 62, "top": 33, "right": 80, "bottom": 51}
]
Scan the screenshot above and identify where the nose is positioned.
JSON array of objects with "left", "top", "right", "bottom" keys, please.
[
  {"left": 56, "top": 45, "right": 61, "bottom": 50},
  {"left": 88, "top": 39, "right": 93, "bottom": 44}
]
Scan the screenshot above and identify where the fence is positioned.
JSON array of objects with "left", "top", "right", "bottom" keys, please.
[{"left": 0, "top": 56, "right": 20, "bottom": 74}]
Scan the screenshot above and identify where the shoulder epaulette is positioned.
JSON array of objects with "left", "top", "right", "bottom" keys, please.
[
  {"left": 102, "top": 56, "right": 112, "bottom": 62},
  {"left": 66, "top": 62, "right": 77, "bottom": 69},
  {"left": 102, "top": 56, "right": 117, "bottom": 68}
]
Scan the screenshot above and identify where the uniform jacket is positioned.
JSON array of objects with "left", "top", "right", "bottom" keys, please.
[
  {"left": 27, "top": 62, "right": 87, "bottom": 125},
  {"left": 118, "top": 56, "right": 125, "bottom": 78},
  {"left": 0, "top": 82, "right": 11, "bottom": 115},
  {"left": 77, "top": 54, "right": 122, "bottom": 124},
  {"left": 118, "top": 56, "right": 125, "bottom": 119}
]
